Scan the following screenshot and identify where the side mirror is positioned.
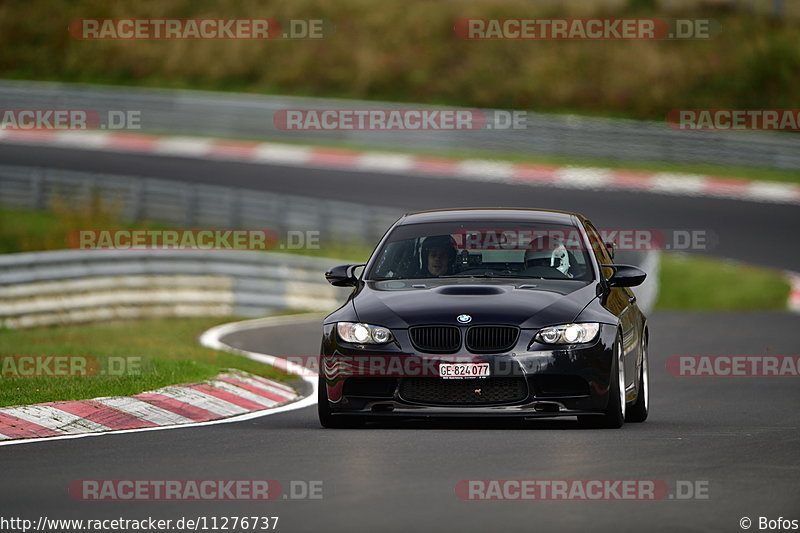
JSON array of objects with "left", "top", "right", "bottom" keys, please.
[
  {"left": 602, "top": 264, "right": 646, "bottom": 287},
  {"left": 603, "top": 240, "right": 616, "bottom": 260},
  {"left": 325, "top": 264, "right": 365, "bottom": 287}
]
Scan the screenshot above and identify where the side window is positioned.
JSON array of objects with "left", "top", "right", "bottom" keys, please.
[{"left": 584, "top": 222, "right": 614, "bottom": 277}]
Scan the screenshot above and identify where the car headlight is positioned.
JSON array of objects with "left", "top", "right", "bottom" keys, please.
[
  {"left": 336, "top": 322, "right": 394, "bottom": 344},
  {"left": 533, "top": 323, "right": 600, "bottom": 345}
]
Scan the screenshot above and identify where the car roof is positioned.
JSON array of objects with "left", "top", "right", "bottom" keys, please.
[{"left": 397, "top": 208, "right": 584, "bottom": 226}]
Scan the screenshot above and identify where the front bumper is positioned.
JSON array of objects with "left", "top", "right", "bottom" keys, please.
[{"left": 320, "top": 323, "right": 618, "bottom": 419}]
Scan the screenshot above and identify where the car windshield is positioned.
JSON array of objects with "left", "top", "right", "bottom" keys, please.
[{"left": 366, "top": 220, "right": 594, "bottom": 281}]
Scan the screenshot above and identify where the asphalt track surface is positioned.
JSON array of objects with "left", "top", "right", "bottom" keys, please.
[
  {"left": 1, "top": 144, "right": 799, "bottom": 532},
  {"left": 1, "top": 313, "right": 799, "bottom": 532},
  {"left": 1, "top": 144, "right": 798, "bottom": 271}
]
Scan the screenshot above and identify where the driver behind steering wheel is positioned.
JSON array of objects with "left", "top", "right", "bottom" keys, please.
[{"left": 421, "top": 235, "right": 457, "bottom": 277}]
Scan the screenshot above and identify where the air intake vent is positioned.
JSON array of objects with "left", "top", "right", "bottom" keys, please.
[
  {"left": 399, "top": 377, "right": 528, "bottom": 405},
  {"left": 409, "top": 326, "right": 461, "bottom": 353},
  {"left": 465, "top": 326, "right": 519, "bottom": 353}
]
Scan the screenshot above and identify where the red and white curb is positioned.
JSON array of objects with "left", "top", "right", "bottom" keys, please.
[
  {"left": 0, "top": 370, "right": 297, "bottom": 442},
  {"left": 1, "top": 129, "right": 798, "bottom": 205},
  {"left": 786, "top": 272, "right": 800, "bottom": 313},
  {"left": 0, "top": 314, "right": 321, "bottom": 446}
]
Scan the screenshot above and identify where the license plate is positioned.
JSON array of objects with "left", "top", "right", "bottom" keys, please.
[{"left": 439, "top": 363, "right": 489, "bottom": 379}]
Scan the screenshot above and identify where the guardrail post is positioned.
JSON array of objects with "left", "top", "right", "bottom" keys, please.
[
  {"left": 274, "top": 193, "right": 287, "bottom": 237},
  {"left": 30, "top": 168, "right": 44, "bottom": 209},
  {"left": 82, "top": 174, "right": 96, "bottom": 205},
  {"left": 184, "top": 185, "right": 198, "bottom": 226},
  {"left": 228, "top": 188, "right": 242, "bottom": 228},
  {"left": 368, "top": 207, "right": 384, "bottom": 244},
  {"left": 130, "top": 178, "right": 145, "bottom": 221}
]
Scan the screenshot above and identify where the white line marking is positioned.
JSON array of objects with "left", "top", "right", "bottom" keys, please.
[
  {"left": 555, "top": 167, "right": 614, "bottom": 189},
  {"left": 154, "top": 136, "right": 213, "bottom": 157},
  {"left": 456, "top": 159, "right": 515, "bottom": 182},
  {"left": 356, "top": 152, "right": 414, "bottom": 172},
  {"left": 53, "top": 131, "right": 112, "bottom": 148},
  {"left": 649, "top": 173, "right": 708, "bottom": 194},
  {"left": 746, "top": 182, "right": 800, "bottom": 204},
  {"left": 252, "top": 143, "right": 313, "bottom": 164}
]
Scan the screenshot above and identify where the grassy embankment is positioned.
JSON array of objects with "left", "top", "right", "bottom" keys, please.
[{"left": 2, "top": 0, "right": 798, "bottom": 121}]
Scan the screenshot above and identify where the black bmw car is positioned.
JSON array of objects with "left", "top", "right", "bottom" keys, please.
[{"left": 319, "top": 208, "right": 649, "bottom": 429}]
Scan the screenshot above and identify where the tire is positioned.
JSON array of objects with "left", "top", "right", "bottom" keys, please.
[
  {"left": 317, "top": 374, "right": 364, "bottom": 428},
  {"left": 626, "top": 335, "right": 649, "bottom": 423},
  {"left": 579, "top": 334, "right": 625, "bottom": 429}
]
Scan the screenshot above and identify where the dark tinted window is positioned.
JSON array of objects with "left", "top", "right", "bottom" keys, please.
[{"left": 366, "top": 220, "right": 594, "bottom": 281}]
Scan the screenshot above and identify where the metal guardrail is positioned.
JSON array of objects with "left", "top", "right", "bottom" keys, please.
[
  {"left": 0, "top": 249, "right": 352, "bottom": 328},
  {"left": 0, "top": 164, "right": 403, "bottom": 247},
  {"left": 0, "top": 247, "right": 658, "bottom": 329},
  {"left": 0, "top": 163, "right": 391, "bottom": 327},
  {"left": 1, "top": 80, "right": 798, "bottom": 169}
]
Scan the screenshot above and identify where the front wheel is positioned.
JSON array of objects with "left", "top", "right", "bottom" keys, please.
[
  {"left": 317, "top": 374, "right": 364, "bottom": 428},
  {"left": 579, "top": 335, "right": 625, "bottom": 429}
]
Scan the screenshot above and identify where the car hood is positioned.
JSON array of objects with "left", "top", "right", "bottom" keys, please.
[{"left": 353, "top": 279, "right": 598, "bottom": 329}]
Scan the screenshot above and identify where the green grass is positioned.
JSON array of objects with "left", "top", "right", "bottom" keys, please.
[
  {"left": 0, "top": 198, "right": 167, "bottom": 254},
  {"left": 0, "top": 204, "right": 379, "bottom": 259},
  {"left": 655, "top": 253, "right": 791, "bottom": 311},
  {"left": 0, "top": 207, "right": 84, "bottom": 253},
  {"left": 1, "top": 0, "right": 798, "bottom": 122},
  {"left": 0, "top": 317, "right": 295, "bottom": 407}
]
